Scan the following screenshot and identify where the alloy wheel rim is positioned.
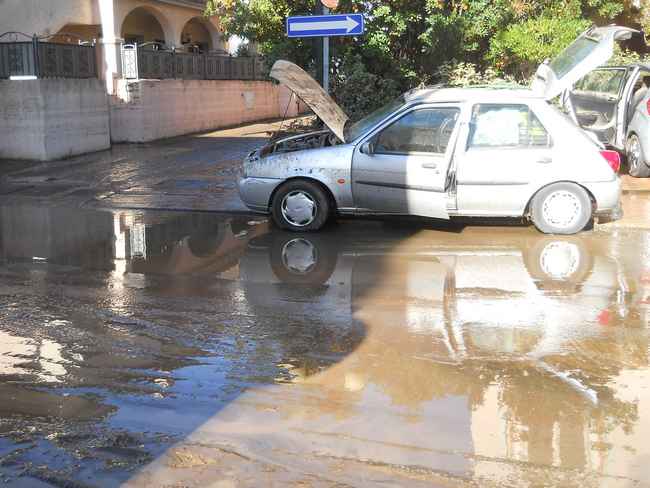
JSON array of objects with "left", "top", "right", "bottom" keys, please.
[
  {"left": 281, "top": 238, "right": 318, "bottom": 275},
  {"left": 538, "top": 241, "right": 580, "bottom": 280},
  {"left": 281, "top": 191, "right": 317, "bottom": 227},
  {"left": 629, "top": 137, "right": 641, "bottom": 170},
  {"left": 542, "top": 191, "right": 582, "bottom": 229}
]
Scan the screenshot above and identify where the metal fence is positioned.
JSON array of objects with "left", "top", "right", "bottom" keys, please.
[
  {"left": 0, "top": 32, "right": 97, "bottom": 79},
  {"left": 122, "top": 43, "right": 266, "bottom": 81}
]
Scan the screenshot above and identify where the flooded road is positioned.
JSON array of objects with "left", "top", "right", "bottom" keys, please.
[{"left": 1, "top": 205, "right": 650, "bottom": 487}]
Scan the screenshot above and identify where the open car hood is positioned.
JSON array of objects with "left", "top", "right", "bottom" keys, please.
[
  {"left": 531, "top": 25, "right": 638, "bottom": 100},
  {"left": 270, "top": 60, "right": 349, "bottom": 142}
]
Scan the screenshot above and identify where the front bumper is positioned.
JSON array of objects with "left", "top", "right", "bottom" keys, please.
[{"left": 238, "top": 176, "right": 284, "bottom": 213}]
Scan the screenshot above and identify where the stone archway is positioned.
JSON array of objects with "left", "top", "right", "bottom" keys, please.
[
  {"left": 120, "top": 6, "right": 173, "bottom": 47},
  {"left": 180, "top": 17, "right": 224, "bottom": 53}
]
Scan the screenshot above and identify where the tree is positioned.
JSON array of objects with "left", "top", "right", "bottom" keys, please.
[{"left": 205, "top": 0, "right": 647, "bottom": 118}]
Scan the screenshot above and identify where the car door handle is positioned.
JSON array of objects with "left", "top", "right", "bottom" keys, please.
[
  {"left": 536, "top": 157, "right": 552, "bottom": 164},
  {"left": 421, "top": 162, "right": 438, "bottom": 169}
]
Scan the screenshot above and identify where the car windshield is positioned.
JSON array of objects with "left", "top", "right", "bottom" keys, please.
[
  {"left": 344, "top": 96, "right": 406, "bottom": 141},
  {"left": 549, "top": 34, "right": 600, "bottom": 79}
]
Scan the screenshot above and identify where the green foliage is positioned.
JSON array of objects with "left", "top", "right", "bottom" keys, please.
[
  {"left": 206, "top": 0, "right": 316, "bottom": 70},
  {"left": 331, "top": 55, "right": 400, "bottom": 122},
  {"left": 489, "top": 14, "right": 591, "bottom": 79},
  {"left": 205, "top": 0, "right": 646, "bottom": 119},
  {"left": 609, "top": 45, "right": 645, "bottom": 66},
  {"left": 435, "top": 60, "right": 516, "bottom": 87}
]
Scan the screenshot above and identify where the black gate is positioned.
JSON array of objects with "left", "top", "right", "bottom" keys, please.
[
  {"left": 121, "top": 43, "right": 265, "bottom": 81},
  {"left": 0, "top": 32, "right": 97, "bottom": 79}
]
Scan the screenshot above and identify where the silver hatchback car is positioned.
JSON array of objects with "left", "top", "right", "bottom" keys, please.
[{"left": 239, "top": 26, "right": 630, "bottom": 234}]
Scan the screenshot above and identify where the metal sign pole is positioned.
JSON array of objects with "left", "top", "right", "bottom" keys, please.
[
  {"left": 286, "top": 7, "right": 363, "bottom": 94},
  {"left": 322, "top": 7, "right": 330, "bottom": 93}
]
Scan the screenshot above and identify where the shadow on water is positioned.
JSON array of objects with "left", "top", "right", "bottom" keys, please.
[
  {"left": 0, "top": 205, "right": 405, "bottom": 486},
  {"left": 0, "top": 205, "right": 649, "bottom": 486}
]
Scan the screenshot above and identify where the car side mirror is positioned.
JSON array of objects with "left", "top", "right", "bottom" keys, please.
[{"left": 360, "top": 141, "right": 375, "bottom": 155}]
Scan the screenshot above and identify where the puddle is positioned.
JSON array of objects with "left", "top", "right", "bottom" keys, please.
[{"left": 0, "top": 205, "right": 649, "bottom": 486}]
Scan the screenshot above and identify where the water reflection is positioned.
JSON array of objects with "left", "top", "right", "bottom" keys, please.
[
  {"left": 245, "top": 228, "right": 646, "bottom": 485},
  {"left": 1, "top": 206, "right": 649, "bottom": 486}
]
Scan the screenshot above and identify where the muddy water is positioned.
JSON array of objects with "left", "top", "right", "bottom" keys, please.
[{"left": 1, "top": 205, "right": 650, "bottom": 487}]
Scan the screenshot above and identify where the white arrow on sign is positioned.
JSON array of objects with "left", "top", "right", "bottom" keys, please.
[{"left": 290, "top": 16, "right": 359, "bottom": 33}]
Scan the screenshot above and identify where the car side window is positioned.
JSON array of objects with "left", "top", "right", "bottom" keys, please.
[
  {"left": 468, "top": 104, "right": 550, "bottom": 148},
  {"left": 574, "top": 69, "right": 626, "bottom": 96},
  {"left": 375, "top": 108, "right": 460, "bottom": 155}
]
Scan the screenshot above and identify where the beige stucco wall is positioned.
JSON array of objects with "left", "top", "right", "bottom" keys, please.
[
  {"left": 0, "top": 0, "right": 224, "bottom": 49},
  {"left": 181, "top": 17, "right": 212, "bottom": 49},
  {"left": 0, "top": 79, "right": 110, "bottom": 160},
  {"left": 121, "top": 7, "right": 166, "bottom": 42},
  {"left": 0, "top": 0, "right": 226, "bottom": 94},
  {"left": 110, "top": 79, "right": 301, "bottom": 143},
  {"left": 114, "top": 0, "right": 224, "bottom": 49},
  {"left": 0, "top": 0, "right": 100, "bottom": 38}
]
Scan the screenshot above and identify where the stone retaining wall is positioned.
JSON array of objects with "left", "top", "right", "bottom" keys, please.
[
  {"left": 109, "top": 79, "right": 302, "bottom": 143},
  {"left": 0, "top": 78, "right": 305, "bottom": 160},
  {"left": 0, "top": 79, "right": 111, "bottom": 161}
]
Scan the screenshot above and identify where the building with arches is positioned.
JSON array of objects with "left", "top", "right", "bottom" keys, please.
[
  {"left": 0, "top": 0, "right": 227, "bottom": 92},
  {"left": 0, "top": 0, "right": 303, "bottom": 160}
]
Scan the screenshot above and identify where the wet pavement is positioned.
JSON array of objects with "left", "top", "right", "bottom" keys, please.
[
  {"left": 2, "top": 121, "right": 650, "bottom": 486},
  {"left": 0, "top": 203, "right": 650, "bottom": 487},
  {"left": 0, "top": 119, "right": 304, "bottom": 213}
]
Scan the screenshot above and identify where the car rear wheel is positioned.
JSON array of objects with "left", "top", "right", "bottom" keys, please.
[
  {"left": 627, "top": 134, "right": 650, "bottom": 178},
  {"left": 530, "top": 183, "right": 592, "bottom": 235},
  {"left": 271, "top": 180, "right": 331, "bottom": 232},
  {"left": 523, "top": 237, "right": 593, "bottom": 292}
]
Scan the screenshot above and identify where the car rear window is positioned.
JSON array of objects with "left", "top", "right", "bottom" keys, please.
[{"left": 550, "top": 35, "right": 600, "bottom": 79}]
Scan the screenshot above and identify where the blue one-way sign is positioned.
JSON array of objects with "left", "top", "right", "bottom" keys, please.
[{"left": 286, "top": 14, "right": 365, "bottom": 38}]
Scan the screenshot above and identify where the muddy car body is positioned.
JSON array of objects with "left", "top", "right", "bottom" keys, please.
[{"left": 239, "top": 26, "right": 636, "bottom": 234}]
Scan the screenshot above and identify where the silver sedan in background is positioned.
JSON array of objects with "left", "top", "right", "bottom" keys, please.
[{"left": 239, "top": 26, "right": 631, "bottom": 234}]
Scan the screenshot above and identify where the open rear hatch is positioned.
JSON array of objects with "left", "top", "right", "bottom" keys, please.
[{"left": 531, "top": 25, "right": 638, "bottom": 100}]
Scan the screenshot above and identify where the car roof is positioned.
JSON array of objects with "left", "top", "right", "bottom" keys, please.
[{"left": 404, "top": 85, "right": 543, "bottom": 104}]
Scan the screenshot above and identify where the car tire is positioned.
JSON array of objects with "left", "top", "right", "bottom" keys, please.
[
  {"left": 627, "top": 134, "right": 650, "bottom": 178},
  {"left": 270, "top": 233, "right": 338, "bottom": 285},
  {"left": 271, "top": 180, "right": 331, "bottom": 232},
  {"left": 523, "top": 237, "right": 593, "bottom": 292},
  {"left": 530, "top": 183, "right": 592, "bottom": 235}
]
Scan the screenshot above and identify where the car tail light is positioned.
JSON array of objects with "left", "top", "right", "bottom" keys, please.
[
  {"left": 647, "top": 99, "right": 650, "bottom": 115},
  {"left": 598, "top": 309, "right": 611, "bottom": 326},
  {"left": 600, "top": 150, "right": 621, "bottom": 173}
]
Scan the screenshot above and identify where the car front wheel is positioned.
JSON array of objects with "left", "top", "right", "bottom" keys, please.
[
  {"left": 530, "top": 183, "right": 592, "bottom": 235},
  {"left": 271, "top": 180, "right": 331, "bottom": 232}
]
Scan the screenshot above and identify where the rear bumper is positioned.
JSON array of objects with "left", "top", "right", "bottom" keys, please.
[
  {"left": 238, "top": 176, "right": 283, "bottom": 213},
  {"left": 596, "top": 201, "right": 623, "bottom": 223},
  {"left": 584, "top": 178, "right": 622, "bottom": 222}
]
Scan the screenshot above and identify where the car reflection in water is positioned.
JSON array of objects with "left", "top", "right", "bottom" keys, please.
[{"left": 133, "top": 222, "right": 649, "bottom": 487}]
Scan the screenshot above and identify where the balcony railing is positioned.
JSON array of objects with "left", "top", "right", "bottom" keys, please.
[
  {"left": 121, "top": 43, "right": 266, "bottom": 81},
  {"left": 0, "top": 32, "right": 97, "bottom": 79}
]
